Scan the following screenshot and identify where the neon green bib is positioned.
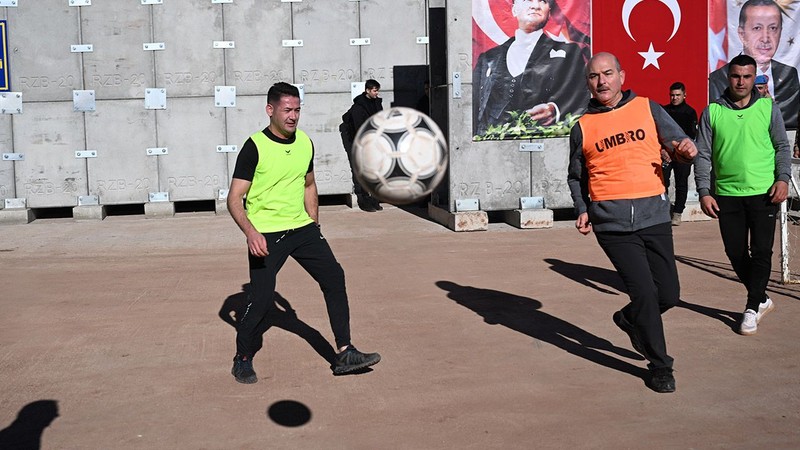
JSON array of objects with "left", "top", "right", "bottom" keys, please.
[
  {"left": 709, "top": 98, "right": 775, "bottom": 196},
  {"left": 246, "top": 130, "right": 314, "bottom": 233}
]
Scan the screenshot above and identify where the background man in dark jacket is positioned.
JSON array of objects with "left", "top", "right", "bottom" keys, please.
[
  {"left": 340, "top": 79, "right": 384, "bottom": 212},
  {"left": 661, "top": 82, "right": 698, "bottom": 226}
]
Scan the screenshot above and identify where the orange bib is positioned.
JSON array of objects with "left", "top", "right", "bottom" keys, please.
[{"left": 578, "top": 97, "right": 665, "bottom": 201}]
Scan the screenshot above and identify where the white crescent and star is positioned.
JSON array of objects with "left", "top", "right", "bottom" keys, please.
[{"left": 622, "top": 0, "right": 682, "bottom": 70}]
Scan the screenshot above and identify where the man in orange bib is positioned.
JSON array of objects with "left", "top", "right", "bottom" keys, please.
[{"left": 567, "top": 53, "right": 697, "bottom": 393}]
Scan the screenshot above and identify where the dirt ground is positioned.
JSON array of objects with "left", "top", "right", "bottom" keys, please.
[{"left": 0, "top": 204, "right": 798, "bottom": 449}]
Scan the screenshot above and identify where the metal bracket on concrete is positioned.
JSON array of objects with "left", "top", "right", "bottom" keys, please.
[
  {"left": 149, "top": 192, "right": 169, "bottom": 202},
  {"left": 218, "top": 189, "right": 229, "bottom": 200},
  {"left": 144, "top": 89, "right": 166, "bottom": 110},
  {"left": 214, "top": 86, "right": 236, "bottom": 107},
  {"left": 143, "top": 42, "right": 165, "bottom": 51},
  {"left": 2, "top": 153, "right": 24, "bottom": 161},
  {"left": 147, "top": 147, "right": 168, "bottom": 156},
  {"left": 282, "top": 40, "right": 303, "bottom": 47},
  {"left": 73, "top": 90, "right": 96, "bottom": 112},
  {"left": 519, "top": 143, "right": 544, "bottom": 152},
  {"left": 4, "top": 198, "right": 26, "bottom": 209},
  {"left": 141, "top": 0, "right": 162, "bottom": 4},
  {"left": 416, "top": 36, "right": 429, "bottom": 44},
  {"left": 520, "top": 196, "right": 544, "bottom": 209},
  {"left": 213, "top": 41, "right": 235, "bottom": 49},
  {"left": 0, "top": 92, "right": 22, "bottom": 114},
  {"left": 216, "top": 145, "right": 237, "bottom": 153},
  {"left": 452, "top": 72, "right": 462, "bottom": 99},
  {"left": 349, "top": 38, "right": 371, "bottom": 46},
  {"left": 293, "top": 84, "right": 305, "bottom": 104},
  {"left": 71, "top": 44, "right": 93, "bottom": 53},
  {"left": 455, "top": 198, "right": 479, "bottom": 212},
  {"left": 78, "top": 195, "right": 99, "bottom": 206},
  {"left": 75, "top": 150, "right": 97, "bottom": 158},
  {"left": 0, "top": 1, "right": 18, "bottom": 7},
  {"left": 68, "top": 0, "right": 91, "bottom": 6}
]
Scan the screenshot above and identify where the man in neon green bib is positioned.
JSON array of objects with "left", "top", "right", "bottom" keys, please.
[
  {"left": 226, "top": 83, "right": 381, "bottom": 383},
  {"left": 695, "top": 54, "right": 791, "bottom": 336}
]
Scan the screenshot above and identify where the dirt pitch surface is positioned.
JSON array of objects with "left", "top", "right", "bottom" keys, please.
[{"left": 1, "top": 205, "right": 799, "bottom": 449}]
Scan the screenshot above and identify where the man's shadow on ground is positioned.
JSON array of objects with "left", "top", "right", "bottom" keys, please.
[
  {"left": 436, "top": 281, "right": 648, "bottom": 381},
  {"left": 544, "top": 258, "right": 625, "bottom": 295},
  {"left": 546, "top": 257, "right": 741, "bottom": 331},
  {"left": 0, "top": 400, "right": 59, "bottom": 450},
  {"left": 675, "top": 254, "right": 800, "bottom": 302},
  {"left": 219, "top": 285, "right": 336, "bottom": 364}
]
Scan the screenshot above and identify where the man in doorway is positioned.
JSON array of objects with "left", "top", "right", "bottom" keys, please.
[
  {"left": 227, "top": 82, "right": 381, "bottom": 384},
  {"left": 695, "top": 54, "right": 791, "bottom": 336},
  {"left": 340, "top": 79, "right": 384, "bottom": 212},
  {"left": 661, "top": 82, "right": 698, "bottom": 226},
  {"left": 473, "top": 0, "right": 589, "bottom": 136},
  {"left": 568, "top": 52, "right": 697, "bottom": 393}
]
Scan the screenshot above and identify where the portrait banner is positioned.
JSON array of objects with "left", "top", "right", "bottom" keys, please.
[
  {"left": 709, "top": 0, "right": 799, "bottom": 129},
  {"left": 593, "top": 0, "right": 708, "bottom": 108},
  {"left": 472, "top": 0, "right": 591, "bottom": 141}
]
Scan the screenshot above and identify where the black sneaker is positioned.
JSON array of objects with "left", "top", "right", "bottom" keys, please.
[
  {"left": 648, "top": 367, "right": 676, "bottom": 393},
  {"left": 332, "top": 346, "right": 381, "bottom": 375},
  {"left": 370, "top": 196, "right": 383, "bottom": 211},
  {"left": 357, "top": 197, "right": 377, "bottom": 212},
  {"left": 232, "top": 355, "right": 257, "bottom": 384},
  {"left": 613, "top": 310, "right": 647, "bottom": 359}
]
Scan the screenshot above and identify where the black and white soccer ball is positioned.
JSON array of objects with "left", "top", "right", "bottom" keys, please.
[{"left": 351, "top": 107, "right": 448, "bottom": 205}]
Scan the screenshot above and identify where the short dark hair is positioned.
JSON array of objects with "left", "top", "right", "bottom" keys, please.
[
  {"left": 267, "top": 82, "right": 300, "bottom": 106},
  {"left": 738, "top": 0, "right": 783, "bottom": 28},
  {"left": 365, "top": 79, "right": 381, "bottom": 90},
  {"left": 669, "top": 82, "right": 686, "bottom": 92},
  {"left": 729, "top": 54, "right": 757, "bottom": 71}
]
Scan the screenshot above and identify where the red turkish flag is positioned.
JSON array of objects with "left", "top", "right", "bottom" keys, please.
[
  {"left": 708, "top": 0, "right": 728, "bottom": 71},
  {"left": 592, "top": 0, "right": 708, "bottom": 107}
]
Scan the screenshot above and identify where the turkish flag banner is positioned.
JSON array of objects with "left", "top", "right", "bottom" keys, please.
[{"left": 592, "top": 0, "right": 708, "bottom": 107}]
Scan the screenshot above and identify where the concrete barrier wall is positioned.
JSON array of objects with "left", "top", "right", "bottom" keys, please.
[{"left": 0, "top": 0, "right": 429, "bottom": 209}]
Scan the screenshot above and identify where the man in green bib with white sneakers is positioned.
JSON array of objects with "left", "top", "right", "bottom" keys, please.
[
  {"left": 695, "top": 54, "right": 791, "bottom": 336},
  {"left": 227, "top": 82, "right": 380, "bottom": 383}
]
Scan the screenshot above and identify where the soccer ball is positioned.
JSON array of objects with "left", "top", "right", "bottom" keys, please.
[{"left": 351, "top": 107, "right": 448, "bottom": 205}]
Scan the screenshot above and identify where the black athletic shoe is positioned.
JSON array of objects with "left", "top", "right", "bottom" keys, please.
[
  {"left": 332, "top": 346, "right": 381, "bottom": 375},
  {"left": 357, "top": 197, "right": 377, "bottom": 212},
  {"left": 613, "top": 310, "right": 647, "bottom": 358},
  {"left": 648, "top": 367, "right": 676, "bottom": 393},
  {"left": 232, "top": 355, "right": 258, "bottom": 384},
  {"left": 370, "top": 197, "right": 383, "bottom": 211}
]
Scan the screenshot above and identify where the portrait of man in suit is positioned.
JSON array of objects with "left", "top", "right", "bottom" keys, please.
[
  {"left": 709, "top": 0, "right": 799, "bottom": 128},
  {"left": 473, "top": 0, "right": 590, "bottom": 138}
]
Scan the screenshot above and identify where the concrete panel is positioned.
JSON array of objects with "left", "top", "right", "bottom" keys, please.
[
  {"left": 302, "top": 93, "right": 354, "bottom": 196},
  {"left": 530, "top": 137, "right": 572, "bottom": 209},
  {"left": 359, "top": 0, "right": 428, "bottom": 91},
  {"left": 156, "top": 97, "right": 226, "bottom": 201},
  {"left": 84, "top": 100, "right": 158, "bottom": 204},
  {"left": 224, "top": 0, "right": 293, "bottom": 96},
  {"left": 13, "top": 102, "right": 87, "bottom": 207},
  {"left": 8, "top": 1, "right": 81, "bottom": 101},
  {"left": 81, "top": 2, "right": 154, "bottom": 99},
  {"left": 153, "top": 0, "right": 223, "bottom": 97},
  {"left": 224, "top": 95, "right": 269, "bottom": 183},
  {"left": 0, "top": 116, "right": 14, "bottom": 202},
  {"left": 293, "top": 1, "right": 360, "bottom": 93}
]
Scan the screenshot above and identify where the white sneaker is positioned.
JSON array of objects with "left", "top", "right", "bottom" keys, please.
[
  {"left": 756, "top": 297, "right": 775, "bottom": 323},
  {"left": 740, "top": 309, "right": 758, "bottom": 335}
]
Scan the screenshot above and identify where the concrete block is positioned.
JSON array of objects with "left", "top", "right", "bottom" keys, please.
[
  {"left": 0, "top": 208, "right": 34, "bottom": 225},
  {"left": 345, "top": 193, "right": 358, "bottom": 209},
  {"left": 215, "top": 199, "right": 229, "bottom": 216},
  {"left": 73, "top": 205, "right": 107, "bottom": 221},
  {"left": 681, "top": 202, "right": 712, "bottom": 222},
  {"left": 145, "top": 202, "right": 175, "bottom": 218},
  {"left": 504, "top": 208, "right": 553, "bottom": 229},
  {"left": 428, "top": 203, "right": 488, "bottom": 232}
]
